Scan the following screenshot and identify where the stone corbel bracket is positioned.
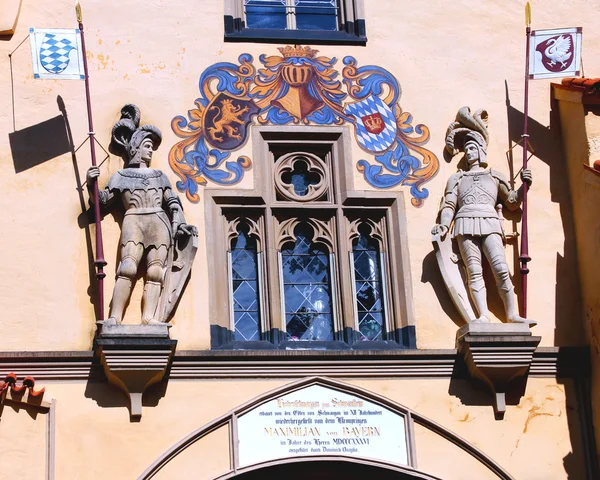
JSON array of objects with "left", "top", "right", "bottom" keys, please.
[
  {"left": 457, "top": 323, "right": 541, "bottom": 419},
  {"left": 95, "top": 324, "right": 177, "bottom": 421}
]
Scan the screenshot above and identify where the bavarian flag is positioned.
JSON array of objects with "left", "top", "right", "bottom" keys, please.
[{"left": 29, "top": 28, "right": 85, "bottom": 80}]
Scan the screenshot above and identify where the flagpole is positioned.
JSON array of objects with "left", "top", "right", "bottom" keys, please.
[
  {"left": 519, "top": 2, "right": 532, "bottom": 318},
  {"left": 76, "top": 2, "right": 106, "bottom": 320}
]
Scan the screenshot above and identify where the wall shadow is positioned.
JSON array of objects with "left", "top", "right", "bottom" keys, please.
[
  {"left": 505, "top": 89, "right": 583, "bottom": 345},
  {"left": 57, "top": 96, "right": 103, "bottom": 323},
  {"left": 505, "top": 82, "right": 594, "bottom": 479},
  {"left": 8, "top": 115, "right": 71, "bottom": 172},
  {"left": 420, "top": 250, "right": 465, "bottom": 328}
]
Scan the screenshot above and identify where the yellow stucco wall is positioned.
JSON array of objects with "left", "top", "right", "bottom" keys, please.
[
  {"left": 12, "top": 377, "right": 579, "bottom": 480},
  {"left": 555, "top": 94, "right": 600, "bottom": 461},
  {"left": 0, "top": 1, "right": 597, "bottom": 478},
  {"left": 1, "top": 0, "right": 597, "bottom": 351}
]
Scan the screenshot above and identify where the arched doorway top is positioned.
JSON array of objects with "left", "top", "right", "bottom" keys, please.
[{"left": 139, "top": 377, "right": 515, "bottom": 480}]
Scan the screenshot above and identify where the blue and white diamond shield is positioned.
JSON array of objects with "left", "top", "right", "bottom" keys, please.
[
  {"left": 29, "top": 28, "right": 85, "bottom": 80},
  {"left": 344, "top": 95, "right": 397, "bottom": 153}
]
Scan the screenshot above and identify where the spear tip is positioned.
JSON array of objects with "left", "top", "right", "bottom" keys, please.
[
  {"left": 75, "top": 1, "right": 83, "bottom": 23},
  {"left": 525, "top": 2, "right": 531, "bottom": 27}
]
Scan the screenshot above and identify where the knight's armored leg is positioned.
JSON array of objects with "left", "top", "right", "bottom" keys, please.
[
  {"left": 142, "top": 246, "right": 168, "bottom": 324},
  {"left": 483, "top": 234, "right": 536, "bottom": 326},
  {"left": 108, "top": 243, "right": 144, "bottom": 324},
  {"left": 457, "top": 236, "right": 490, "bottom": 322}
]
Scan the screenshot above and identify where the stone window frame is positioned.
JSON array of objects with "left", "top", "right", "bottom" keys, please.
[
  {"left": 206, "top": 125, "right": 415, "bottom": 350},
  {"left": 223, "top": 0, "right": 367, "bottom": 45}
]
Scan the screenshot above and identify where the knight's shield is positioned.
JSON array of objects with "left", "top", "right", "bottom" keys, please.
[
  {"left": 344, "top": 96, "right": 397, "bottom": 153},
  {"left": 159, "top": 230, "right": 198, "bottom": 323},
  {"left": 203, "top": 93, "right": 259, "bottom": 150},
  {"left": 432, "top": 233, "right": 477, "bottom": 324},
  {"left": 39, "top": 33, "right": 76, "bottom": 74}
]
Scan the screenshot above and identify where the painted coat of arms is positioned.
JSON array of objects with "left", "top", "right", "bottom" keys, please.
[
  {"left": 528, "top": 27, "right": 582, "bottom": 79},
  {"left": 170, "top": 45, "right": 439, "bottom": 206}
]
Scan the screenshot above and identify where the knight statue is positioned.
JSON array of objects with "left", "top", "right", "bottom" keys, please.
[
  {"left": 87, "top": 104, "right": 197, "bottom": 326},
  {"left": 431, "top": 107, "right": 536, "bottom": 327}
]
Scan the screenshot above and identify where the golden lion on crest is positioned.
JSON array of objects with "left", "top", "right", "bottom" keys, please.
[{"left": 207, "top": 98, "right": 250, "bottom": 143}]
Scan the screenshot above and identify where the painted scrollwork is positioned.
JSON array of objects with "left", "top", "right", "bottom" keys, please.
[{"left": 274, "top": 152, "right": 329, "bottom": 202}]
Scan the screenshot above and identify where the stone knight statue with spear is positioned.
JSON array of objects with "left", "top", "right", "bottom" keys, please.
[
  {"left": 87, "top": 104, "right": 197, "bottom": 326},
  {"left": 432, "top": 107, "right": 536, "bottom": 327}
]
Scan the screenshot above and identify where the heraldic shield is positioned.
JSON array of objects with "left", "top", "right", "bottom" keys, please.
[
  {"left": 203, "top": 93, "right": 259, "bottom": 150},
  {"left": 40, "top": 33, "right": 76, "bottom": 74},
  {"left": 158, "top": 228, "right": 199, "bottom": 323},
  {"left": 344, "top": 95, "right": 397, "bottom": 153},
  {"left": 432, "top": 232, "right": 477, "bottom": 323}
]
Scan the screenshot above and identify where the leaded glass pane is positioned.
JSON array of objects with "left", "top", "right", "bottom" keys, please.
[
  {"left": 282, "top": 223, "right": 333, "bottom": 341},
  {"left": 245, "top": 0, "right": 287, "bottom": 29},
  {"left": 231, "top": 225, "right": 261, "bottom": 341},
  {"left": 295, "top": 0, "right": 338, "bottom": 31},
  {"left": 353, "top": 225, "right": 385, "bottom": 341}
]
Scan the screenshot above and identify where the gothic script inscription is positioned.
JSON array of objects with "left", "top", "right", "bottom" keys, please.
[{"left": 237, "top": 385, "right": 408, "bottom": 467}]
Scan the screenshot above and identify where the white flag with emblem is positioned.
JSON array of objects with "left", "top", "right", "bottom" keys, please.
[
  {"left": 29, "top": 28, "right": 85, "bottom": 80},
  {"left": 528, "top": 27, "right": 582, "bottom": 79}
]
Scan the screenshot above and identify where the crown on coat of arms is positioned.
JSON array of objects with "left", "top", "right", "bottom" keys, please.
[
  {"left": 278, "top": 45, "right": 319, "bottom": 59},
  {"left": 364, "top": 115, "right": 383, "bottom": 131}
]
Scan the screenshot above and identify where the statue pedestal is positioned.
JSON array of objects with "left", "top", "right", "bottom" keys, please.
[
  {"left": 95, "top": 323, "right": 177, "bottom": 420},
  {"left": 456, "top": 323, "right": 541, "bottom": 419}
]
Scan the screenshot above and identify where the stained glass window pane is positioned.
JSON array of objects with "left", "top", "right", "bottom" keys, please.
[
  {"left": 295, "top": 0, "right": 339, "bottom": 31},
  {"left": 281, "top": 160, "right": 319, "bottom": 197},
  {"left": 245, "top": 0, "right": 287, "bottom": 29},
  {"left": 353, "top": 225, "right": 385, "bottom": 341},
  {"left": 282, "top": 223, "right": 334, "bottom": 341},
  {"left": 231, "top": 225, "right": 261, "bottom": 341}
]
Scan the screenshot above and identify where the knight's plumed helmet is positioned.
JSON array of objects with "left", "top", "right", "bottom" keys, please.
[
  {"left": 444, "top": 107, "right": 489, "bottom": 167},
  {"left": 109, "top": 104, "right": 162, "bottom": 165}
]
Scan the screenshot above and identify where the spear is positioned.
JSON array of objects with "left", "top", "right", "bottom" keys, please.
[
  {"left": 519, "top": 2, "right": 532, "bottom": 318},
  {"left": 76, "top": 1, "right": 107, "bottom": 320}
]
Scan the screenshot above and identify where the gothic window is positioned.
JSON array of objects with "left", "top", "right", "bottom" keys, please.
[
  {"left": 229, "top": 220, "right": 262, "bottom": 341},
  {"left": 206, "top": 127, "right": 415, "bottom": 350},
  {"left": 351, "top": 222, "right": 387, "bottom": 342},
  {"left": 281, "top": 222, "right": 334, "bottom": 341}
]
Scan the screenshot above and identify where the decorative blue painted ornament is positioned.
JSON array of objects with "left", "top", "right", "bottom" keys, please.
[{"left": 170, "top": 46, "right": 439, "bottom": 207}]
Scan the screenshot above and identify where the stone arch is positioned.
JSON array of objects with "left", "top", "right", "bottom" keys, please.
[{"left": 138, "top": 377, "right": 515, "bottom": 480}]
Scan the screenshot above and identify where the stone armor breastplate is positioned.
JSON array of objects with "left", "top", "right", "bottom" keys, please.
[
  {"left": 127, "top": 189, "right": 164, "bottom": 210},
  {"left": 457, "top": 171, "right": 497, "bottom": 208}
]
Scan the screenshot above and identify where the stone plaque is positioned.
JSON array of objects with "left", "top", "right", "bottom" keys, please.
[{"left": 237, "top": 385, "right": 408, "bottom": 467}]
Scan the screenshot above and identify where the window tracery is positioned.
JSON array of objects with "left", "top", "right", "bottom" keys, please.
[{"left": 206, "top": 127, "right": 415, "bottom": 349}]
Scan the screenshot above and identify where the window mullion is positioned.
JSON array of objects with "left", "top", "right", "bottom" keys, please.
[
  {"left": 329, "top": 252, "right": 341, "bottom": 340},
  {"left": 277, "top": 251, "right": 287, "bottom": 337},
  {"left": 286, "top": 0, "right": 296, "bottom": 29},
  {"left": 349, "top": 251, "right": 360, "bottom": 334},
  {"left": 227, "top": 251, "right": 236, "bottom": 333},
  {"left": 380, "top": 251, "right": 392, "bottom": 340},
  {"left": 257, "top": 251, "right": 268, "bottom": 340}
]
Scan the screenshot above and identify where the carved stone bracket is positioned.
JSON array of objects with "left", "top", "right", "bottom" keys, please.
[
  {"left": 95, "top": 324, "right": 177, "bottom": 420},
  {"left": 456, "top": 323, "right": 541, "bottom": 419}
]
